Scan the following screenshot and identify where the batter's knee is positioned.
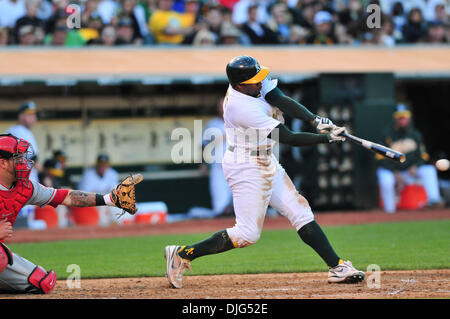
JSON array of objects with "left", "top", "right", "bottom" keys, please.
[{"left": 226, "top": 227, "right": 261, "bottom": 248}]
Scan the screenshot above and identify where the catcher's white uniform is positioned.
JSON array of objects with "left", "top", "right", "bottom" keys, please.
[{"left": 222, "top": 77, "right": 314, "bottom": 248}]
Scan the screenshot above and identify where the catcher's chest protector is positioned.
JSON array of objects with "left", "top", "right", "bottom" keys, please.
[{"left": 0, "top": 180, "right": 33, "bottom": 232}]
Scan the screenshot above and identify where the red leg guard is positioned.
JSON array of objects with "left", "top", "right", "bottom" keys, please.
[
  {"left": 28, "top": 266, "right": 57, "bottom": 294},
  {"left": 0, "top": 242, "right": 13, "bottom": 273}
]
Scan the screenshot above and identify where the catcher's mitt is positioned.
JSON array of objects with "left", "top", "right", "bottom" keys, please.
[{"left": 111, "top": 174, "right": 144, "bottom": 215}]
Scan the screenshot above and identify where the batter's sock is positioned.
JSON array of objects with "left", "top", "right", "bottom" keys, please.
[
  {"left": 178, "top": 229, "right": 235, "bottom": 261},
  {"left": 297, "top": 221, "right": 341, "bottom": 268}
]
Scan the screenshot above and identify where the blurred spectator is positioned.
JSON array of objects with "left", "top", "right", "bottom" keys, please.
[
  {"left": 289, "top": 24, "right": 310, "bottom": 44},
  {"left": 178, "top": 97, "right": 233, "bottom": 221},
  {"left": 202, "top": 97, "right": 233, "bottom": 217},
  {"left": 241, "top": 4, "right": 280, "bottom": 44},
  {"left": 291, "top": 0, "right": 319, "bottom": 33},
  {"left": 44, "top": 0, "right": 70, "bottom": 34},
  {"left": 45, "top": 15, "right": 87, "bottom": 46},
  {"left": 39, "top": 158, "right": 64, "bottom": 188},
  {"left": 219, "top": 20, "right": 244, "bottom": 44},
  {"left": 13, "top": 0, "right": 44, "bottom": 43},
  {"left": 390, "top": 1, "right": 407, "bottom": 41},
  {"left": 45, "top": 21, "right": 68, "bottom": 45},
  {"left": 6, "top": 102, "right": 38, "bottom": 172},
  {"left": 149, "top": 0, "right": 193, "bottom": 44},
  {"left": 6, "top": 101, "right": 41, "bottom": 182},
  {"left": 0, "top": 0, "right": 448, "bottom": 47},
  {"left": 425, "top": 0, "right": 447, "bottom": 22},
  {"left": 39, "top": 150, "right": 69, "bottom": 189},
  {"left": 192, "top": 28, "right": 216, "bottom": 45},
  {"left": 133, "top": 0, "right": 155, "bottom": 44},
  {"left": 377, "top": 104, "right": 444, "bottom": 213},
  {"left": 372, "top": 15, "right": 396, "bottom": 46},
  {"left": 111, "top": 0, "right": 145, "bottom": 44},
  {"left": 402, "top": 0, "right": 427, "bottom": 15},
  {"left": 402, "top": 7, "right": 427, "bottom": 43},
  {"left": 304, "top": 10, "right": 337, "bottom": 44},
  {"left": 0, "top": 27, "right": 9, "bottom": 45},
  {"left": 219, "top": 0, "right": 239, "bottom": 11},
  {"left": 79, "top": 16, "right": 103, "bottom": 44},
  {"left": 204, "top": 5, "right": 224, "bottom": 41},
  {"left": 36, "top": 0, "right": 53, "bottom": 21},
  {"left": 0, "top": 0, "right": 26, "bottom": 28},
  {"left": 97, "top": 24, "right": 117, "bottom": 45},
  {"left": 115, "top": 15, "right": 141, "bottom": 44},
  {"left": 17, "top": 24, "right": 36, "bottom": 44},
  {"left": 182, "top": 4, "right": 223, "bottom": 44},
  {"left": 232, "top": 0, "right": 271, "bottom": 25},
  {"left": 52, "top": 150, "right": 71, "bottom": 188},
  {"left": 337, "top": 0, "right": 365, "bottom": 42},
  {"left": 266, "top": 1, "right": 292, "bottom": 44},
  {"left": 137, "top": 0, "right": 158, "bottom": 23},
  {"left": 97, "top": 0, "right": 121, "bottom": 24},
  {"left": 78, "top": 154, "right": 121, "bottom": 226},
  {"left": 426, "top": 20, "right": 447, "bottom": 43},
  {"left": 81, "top": 0, "right": 102, "bottom": 27},
  {"left": 432, "top": 1, "right": 449, "bottom": 25},
  {"left": 180, "top": 0, "right": 199, "bottom": 27}
]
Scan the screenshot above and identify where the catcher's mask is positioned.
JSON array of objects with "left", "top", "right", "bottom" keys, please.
[{"left": 0, "top": 134, "right": 35, "bottom": 181}]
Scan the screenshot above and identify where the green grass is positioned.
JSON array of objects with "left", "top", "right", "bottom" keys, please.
[{"left": 8, "top": 220, "right": 450, "bottom": 280}]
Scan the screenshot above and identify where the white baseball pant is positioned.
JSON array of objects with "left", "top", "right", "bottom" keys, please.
[{"left": 222, "top": 149, "right": 314, "bottom": 248}]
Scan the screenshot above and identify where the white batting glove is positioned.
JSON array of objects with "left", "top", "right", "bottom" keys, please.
[
  {"left": 313, "top": 116, "right": 335, "bottom": 132},
  {"left": 326, "top": 126, "right": 347, "bottom": 143}
]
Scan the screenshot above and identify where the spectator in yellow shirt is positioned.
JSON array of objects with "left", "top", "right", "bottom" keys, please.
[{"left": 149, "top": 0, "right": 194, "bottom": 44}]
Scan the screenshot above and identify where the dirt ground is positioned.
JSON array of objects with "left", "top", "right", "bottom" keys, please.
[
  {"left": 4, "top": 270, "right": 449, "bottom": 299},
  {"left": 3, "top": 209, "right": 450, "bottom": 299}
]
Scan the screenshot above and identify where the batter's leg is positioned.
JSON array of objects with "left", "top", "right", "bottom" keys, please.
[
  {"left": 269, "top": 167, "right": 364, "bottom": 283},
  {"left": 165, "top": 155, "right": 274, "bottom": 288},
  {"left": 269, "top": 167, "right": 340, "bottom": 267}
]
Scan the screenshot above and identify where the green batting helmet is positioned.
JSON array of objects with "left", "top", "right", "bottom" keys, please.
[{"left": 226, "top": 56, "right": 269, "bottom": 86}]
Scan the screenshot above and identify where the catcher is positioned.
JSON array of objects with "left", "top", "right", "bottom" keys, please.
[{"left": 0, "top": 133, "right": 142, "bottom": 294}]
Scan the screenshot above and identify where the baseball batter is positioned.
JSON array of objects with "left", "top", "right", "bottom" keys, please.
[
  {"left": 165, "top": 56, "right": 365, "bottom": 288},
  {"left": 0, "top": 134, "right": 142, "bottom": 294}
]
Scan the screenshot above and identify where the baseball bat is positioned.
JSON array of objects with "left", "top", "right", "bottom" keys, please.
[{"left": 341, "top": 132, "right": 406, "bottom": 163}]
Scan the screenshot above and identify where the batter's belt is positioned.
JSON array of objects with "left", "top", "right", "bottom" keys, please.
[{"left": 227, "top": 145, "right": 272, "bottom": 156}]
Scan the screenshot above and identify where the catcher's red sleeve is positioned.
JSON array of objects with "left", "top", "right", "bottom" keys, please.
[{"left": 48, "top": 189, "right": 70, "bottom": 207}]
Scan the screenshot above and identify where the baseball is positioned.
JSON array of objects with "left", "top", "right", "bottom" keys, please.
[{"left": 435, "top": 159, "right": 450, "bottom": 171}]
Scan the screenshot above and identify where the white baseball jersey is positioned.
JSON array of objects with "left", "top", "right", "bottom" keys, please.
[
  {"left": 224, "top": 77, "right": 284, "bottom": 151},
  {"left": 222, "top": 75, "right": 314, "bottom": 248}
]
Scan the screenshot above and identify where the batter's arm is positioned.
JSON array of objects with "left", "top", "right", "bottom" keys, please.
[
  {"left": 270, "top": 123, "right": 330, "bottom": 146},
  {"left": 265, "top": 87, "right": 316, "bottom": 124}
]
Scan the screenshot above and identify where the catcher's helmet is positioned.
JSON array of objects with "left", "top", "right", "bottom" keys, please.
[
  {"left": 0, "top": 134, "right": 34, "bottom": 181},
  {"left": 226, "top": 55, "right": 269, "bottom": 86}
]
